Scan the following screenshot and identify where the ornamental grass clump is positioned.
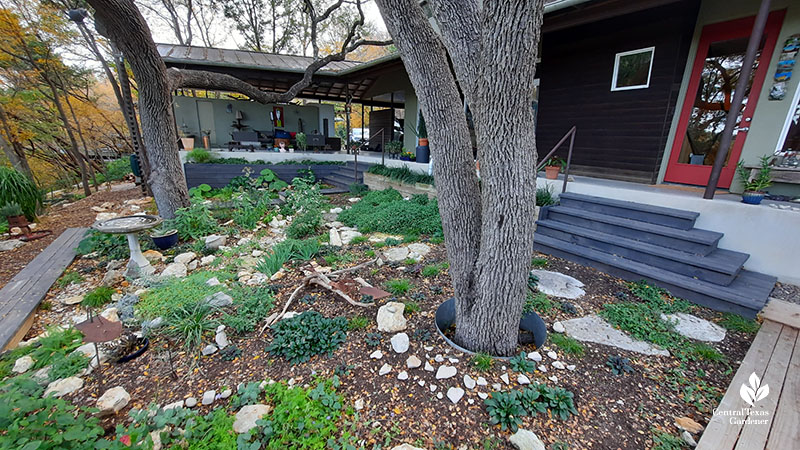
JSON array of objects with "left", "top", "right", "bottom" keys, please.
[{"left": 0, "top": 167, "right": 43, "bottom": 221}]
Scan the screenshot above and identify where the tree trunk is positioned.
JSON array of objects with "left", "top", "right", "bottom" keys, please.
[
  {"left": 0, "top": 104, "right": 33, "bottom": 178},
  {"left": 88, "top": 0, "right": 190, "bottom": 218},
  {"left": 376, "top": 0, "right": 543, "bottom": 355}
]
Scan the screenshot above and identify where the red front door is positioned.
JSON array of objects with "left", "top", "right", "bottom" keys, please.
[{"left": 664, "top": 11, "right": 785, "bottom": 188}]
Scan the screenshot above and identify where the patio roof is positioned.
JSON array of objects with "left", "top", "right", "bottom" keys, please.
[{"left": 158, "top": 44, "right": 405, "bottom": 107}]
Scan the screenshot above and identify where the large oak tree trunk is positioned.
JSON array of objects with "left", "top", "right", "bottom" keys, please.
[
  {"left": 376, "top": 0, "right": 543, "bottom": 355},
  {"left": 88, "top": 0, "right": 190, "bottom": 218}
]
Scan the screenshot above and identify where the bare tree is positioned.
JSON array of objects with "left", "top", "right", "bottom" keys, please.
[
  {"left": 85, "top": 0, "right": 390, "bottom": 218},
  {"left": 374, "top": 0, "right": 544, "bottom": 355}
]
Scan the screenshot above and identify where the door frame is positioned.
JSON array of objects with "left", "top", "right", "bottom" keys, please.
[{"left": 664, "top": 10, "right": 786, "bottom": 188}]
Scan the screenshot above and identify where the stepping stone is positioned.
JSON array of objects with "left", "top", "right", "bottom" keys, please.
[
  {"left": 530, "top": 269, "right": 585, "bottom": 299},
  {"left": 660, "top": 313, "right": 726, "bottom": 342},
  {"left": 561, "top": 314, "right": 670, "bottom": 356}
]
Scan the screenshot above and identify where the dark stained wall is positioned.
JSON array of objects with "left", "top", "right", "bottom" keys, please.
[{"left": 536, "top": 0, "right": 699, "bottom": 183}]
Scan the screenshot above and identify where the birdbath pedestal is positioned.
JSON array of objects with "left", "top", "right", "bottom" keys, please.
[{"left": 93, "top": 215, "right": 162, "bottom": 278}]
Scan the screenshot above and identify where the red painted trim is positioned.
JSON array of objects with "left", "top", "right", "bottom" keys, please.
[{"left": 664, "top": 10, "right": 786, "bottom": 188}]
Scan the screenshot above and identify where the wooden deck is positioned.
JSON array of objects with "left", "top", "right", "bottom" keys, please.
[
  {"left": 697, "top": 298, "right": 800, "bottom": 449},
  {"left": 0, "top": 228, "right": 87, "bottom": 350}
]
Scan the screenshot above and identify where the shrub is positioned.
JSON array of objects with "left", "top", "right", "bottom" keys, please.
[
  {"left": 97, "top": 158, "right": 132, "bottom": 183},
  {"left": 0, "top": 167, "right": 43, "bottom": 220},
  {"left": 266, "top": 311, "right": 348, "bottom": 363},
  {"left": 531, "top": 257, "right": 548, "bottom": 268},
  {"left": 173, "top": 202, "right": 219, "bottom": 240},
  {"left": 256, "top": 243, "right": 293, "bottom": 277},
  {"left": 471, "top": 352, "right": 494, "bottom": 371},
  {"left": 186, "top": 148, "right": 213, "bottom": 163},
  {"left": 0, "top": 202, "right": 23, "bottom": 217},
  {"left": 286, "top": 211, "right": 321, "bottom": 239},
  {"left": 338, "top": 188, "right": 442, "bottom": 235},
  {"left": 385, "top": 279, "right": 412, "bottom": 296},
  {"left": 347, "top": 316, "right": 369, "bottom": 330},
  {"left": 48, "top": 352, "right": 90, "bottom": 381},
  {"left": 82, "top": 286, "right": 115, "bottom": 309},
  {"left": 349, "top": 183, "right": 368, "bottom": 195},
  {"left": 484, "top": 391, "right": 526, "bottom": 431},
  {"left": 542, "top": 386, "right": 578, "bottom": 420}
]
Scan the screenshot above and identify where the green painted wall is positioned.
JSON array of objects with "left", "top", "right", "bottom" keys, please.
[
  {"left": 172, "top": 96, "right": 333, "bottom": 147},
  {"left": 657, "top": 0, "right": 800, "bottom": 195}
]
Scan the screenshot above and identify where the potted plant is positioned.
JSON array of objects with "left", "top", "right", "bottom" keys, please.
[
  {"left": 544, "top": 156, "right": 565, "bottom": 180},
  {"left": 414, "top": 114, "right": 430, "bottom": 164},
  {"left": 150, "top": 223, "right": 179, "bottom": 250},
  {"left": 0, "top": 202, "right": 27, "bottom": 230},
  {"left": 179, "top": 123, "right": 195, "bottom": 150},
  {"left": 295, "top": 132, "right": 307, "bottom": 151},
  {"left": 736, "top": 156, "right": 773, "bottom": 205},
  {"left": 386, "top": 141, "right": 403, "bottom": 159}
]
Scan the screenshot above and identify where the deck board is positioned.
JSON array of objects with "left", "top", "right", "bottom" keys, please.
[
  {"left": 698, "top": 300, "right": 800, "bottom": 450},
  {"left": 0, "top": 228, "right": 86, "bottom": 349}
]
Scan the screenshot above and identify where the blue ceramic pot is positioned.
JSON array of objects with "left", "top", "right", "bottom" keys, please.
[
  {"left": 741, "top": 192, "right": 765, "bottom": 205},
  {"left": 151, "top": 230, "right": 179, "bottom": 250}
]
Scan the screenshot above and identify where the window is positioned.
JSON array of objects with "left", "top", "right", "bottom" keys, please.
[{"left": 611, "top": 47, "right": 655, "bottom": 91}]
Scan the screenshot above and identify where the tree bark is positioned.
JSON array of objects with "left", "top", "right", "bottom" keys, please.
[
  {"left": 88, "top": 0, "right": 190, "bottom": 218},
  {"left": 375, "top": 0, "right": 543, "bottom": 355}
]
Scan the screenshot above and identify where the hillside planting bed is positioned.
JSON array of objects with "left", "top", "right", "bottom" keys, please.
[{"left": 0, "top": 173, "right": 759, "bottom": 450}]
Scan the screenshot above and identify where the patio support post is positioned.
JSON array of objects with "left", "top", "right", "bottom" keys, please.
[{"left": 703, "top": 0, "right": 771, "bottom": 199}]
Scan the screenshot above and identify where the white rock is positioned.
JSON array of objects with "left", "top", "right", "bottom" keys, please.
[
  {"left": 434, "top": 354, "right": 445, "bottom": 363},
  {"left": 567, "top": 364, "right": 576, "bottom": 371},
  {"left": 547, "top": 351, "right": 558, "bottom": 360},
  {"left": 185, "top": 397, "right": 198, "bottom": 407},
  {"left": 528, "top": 351, "right": 543, "bottom": 362},
  {"left": 553, "top": 321, "right": 566, "bottom": 333},
  {"left": 436, "top": 392, "right": 443, "bottom": 399},
  {"left": 44, "top": 377, "right": 83, "bottom": 397},
  {"left": 376, "top": 302, "right": 407, "bottom": 332},
  {"left": 383, "top": 246, "right": 410, "bottom": 262},
  {"left": 429, "top": 384, "right": 437, "bottom": 392},
  {"left": 200, "top": 255, "right": 216, "bottom": 266},
  {"left": 447, "top": 387, "right": 465, "bottom": 404},
  {"left": 681, "top": 431, "right": 698, "bottom": 448},
  {"left": 205, "top": 291, "right": 234, "bottom": 308},
  {"left": 448, "top": 357, "right": 459, "bottom": 363},
  {"left": 538, "top": 365, "right": 548, "bottom": 373},
  {"left": 174, "top": 252, "right": 196, "bottom": 265},
  {"left": 530, "top": 269, "right": 585, "bottom": 299},
  {"left": 201, "top": 390, "right": 215, "bottom": 405},
  {"left": 97, "top": 386, "right": 130, "bottom": 416},
  {"left": 204, "top": 235, "right": 226, "bottom": 250},
  {"left": 509, "top": 429, "right": 546, "bottom": 450},
  {"left": 329, "top": 207, "right": 343, "bottom": 214},
  {"left": 370, "top": 350, "right": 383, "bottom": 360},
  {"left": 476, "top": 377, "right": 488, "bottom": 386},
  {"left": 340, "top": 230, "right": 363, "bottom": 245},
  {"left": 0, "top": 239, "right": 25, "bottom": 251},
  {"left": 101, "top": 307, "right": 120, "bottom": 323},
  {"left": 390, "top": 445, "right": 425, "bottom": 450},
  {"left": 518, "top": 374, "right": 531, "bottom": 385},
  {"left": 406, "top": 355, "right": 422, "bottom": 369},
  {"left": 492, "top": 383, "right": 502, "bottom": 391},
  {"left": 552, "top": 361, "right": 566, "bottom": 370},
  {"left": 206, "top": 277, "right": 221, "bottom": 286},
  {"left": 161, "top": 262, "right": 187, "bottom": 278},
  {"left": 221, "top": 389, "right": 232, "bottom": 399},
  {"left": 478, "top": 392, "right": 489, "bottom": 400},
  {"left": 391, "top": 333, "right": 410, "bottom": 353},
  {"left": 61, "top": 295, "right": 84, "bottom": 305},
  {"left": 202, "top": 344, "right": 218, "bottom": 356},
  {"left": 435, "top": 365, "right": 457, "bottom": 380},
  {"left": 424, "top": 362, "right": 435, "bottom": 372},
  {"left": 501, "top": 373, "right": 510, "bottom": 384},
  {"left": 464, "top": 375, "right": 476, "bottom": 389},
  {"left": 329, "top": 228, "right": 343, "bottom": 247},
  {"left": 233, "top": 405, "right": 272, "bottom": 434},
  {"left": 215, "top": 330, "right": 229, "bottom": 349},
  {"left": 32, "top": 367, "right": 51, "bottom": 385},
  {"left": 13, "top": 355, "right": 34, "bottom": 374},
  {"left": 398, "top": 371, "right": 409, "bottom": 380},
  {"left": 163, "top": 400, "right": 184, "bottom": 410},
  {"left": 661, "top": 313, "right": 726, "bottom": 342},
  {"left": 548, "top": 375, "right": 558, "bottom": 383},
  {"left": 354, "top": 398, "right": 364, "bottom": 410},
  {"left": 379, "top": 363, "right": 392, "bottom": 375},
  {"left": 407, "top": 243, "right": 431, "bottom": 258}
]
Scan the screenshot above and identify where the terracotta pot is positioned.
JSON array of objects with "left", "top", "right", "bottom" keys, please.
[
  {"left": 7, "top": 215, "right": 28, "bottom": 228},
  {"left": 418, "top": 138, "right": 429, "bottom": 146},
  {"left": 180, "top": 137, "right": 195, "bottom": 150},
  {"left": 545, "top": 165, "right": 561, "bottom": 180},
  {"left": 202, "top": 135, "right": 210, "bottom": 149}
]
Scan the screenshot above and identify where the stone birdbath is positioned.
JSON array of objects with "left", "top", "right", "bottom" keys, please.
[{"left": 93, "top": 215, "right": 162, "bottom": 278}]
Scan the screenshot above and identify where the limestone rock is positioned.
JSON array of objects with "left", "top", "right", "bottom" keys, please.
[
  {"left": 202, "top": 344, "right": 218, "bottom": 356},
  {"left": 0, "top": 239, "right": 24, "bottom": 251},
  {"left": 329, "top": 228, "right": 343, "bottom": 247},
  {"left": 518, "top": 374, "right": 531, "bottom": 384},
  {"left": 200, "top": 255, "right": 215, "bottom": 266},
  {"left": 97, "top": 386, "right": 130, "bottom": 416},
  {"left": 206, "top": 277, "right": 221, "bottom": 287},
  {"left": 682, "top": 431, "right": 698, "bottom": 447},
  {"left": 143, "top": 250, "right": 164, "bottom": 263},
  {"left": 354, "top": 398, "right": 364, "bottom": 410},
  {"left": 509, "top": 429, "right": 546, "bottom": 450},
  {"left": 44, "top": 377, "right": 83, "bottom": 397},
  {"left": 435, "top": 365, "right": 457, "bottom": 380},
  {"left": 562, "top": 314, "right": 670, "bottom": 356},
  {"left": 215, "top": 329, "right": 229, "bottom": 349},
  {"left": 397, "top": 371, "right": 409, "bottom": 380},
  {"left": 205, "top": 291, "right": 233, "bottom": 308},
  {"left": 13, "top": 355, "right": 34, "bottom": 373},
  {"left": 185, "top": 397, "right": 197, "bottom": 407},
  {"left": 553, "top": 321, "right": 566, "bottom": 333},
  {"left": 661, "top": 313, "right": 726, "bottom": 342},
  {"left": 501, "top": 373, "right": 510, "bottom": 384},
  {"left": 424, "top": 361, "right": 435, "bottom": 372},
  {"left": 61, "top": 295, "right": 85, "bottom": 305},
  {"left": 379, "top": 363, "right": 392, "bottom": 375},
  {"left": 102, "top": 269, "right": 123, "bottom": 286},
  {"left": 340, "top": 230, "right": 362, "bottom": 245},
  {"left": 163, "top": 400, "right": 184, "bottom": 410},
  {"left": 547, "top": 351, "right": 558, "bottom": 360},
  {"left": 174, "top": 252, "right": 196, "bottom": 265},
  {"left": 234, "top": 404, "right": 272, "bottom": 433},
  {"left": 101, "top": 307, "right": 120, "bottom": 323},
  {"left": 552, "top": 361, "right": 566, "bottom": 370},
  {"left": 530, "top": 269, "right": 585, "bottom": 299},
  {"left": 463, "top": 375, "right": 476, "bottom": 389},
  {"left": 377, "top": 302, "right": 407, "bottom": 332},
  {"left": 204, "top": 235, "right": 226, "bottom": 250},
  {"left": 370, "top": 350, "right": 383, "bottom": 359},
  {"left": 201, "top": 390, "right": 215, "bottom": 405},
  {"left": 476, "top": 377, "right": 488, "bottom": 386},
  {"left": 383, "top": 246, "right": 409, "bottom": 262},
  {"left": 161, "top": 262, "right": 187, "bottom": 278},
  {"left": 447, "top": 387, "right": 465, "bottom": 404},
  {"left": 390, "top": 445, "right": 425, "bottom": 450},
  {"left": 406, "top": 355, "right": 422, "bottom": 369},
  {"left": 391, "top": 332, "right": 410, "bottom": 353},
  {"left": 528, "top": 351, "right": 542, "bottom": 362}
]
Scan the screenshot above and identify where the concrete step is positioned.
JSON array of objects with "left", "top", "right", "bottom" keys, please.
[
  {"left": 322, "top": 173, "right": 361, "bottom": 188},
  {"left": 542, "top": 205, "right": 722, "bottom": 256},
  {"left": 536, "top": 219, "right": 748, "bottom": 285},
  {"left": 533, "top": 234, "right": 775, "bottom": 318},
  {"left": 559, "top": 192, "right": 699, "bottom": 230}
]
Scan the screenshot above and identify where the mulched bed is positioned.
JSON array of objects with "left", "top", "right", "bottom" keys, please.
[
  {"left": 0, "top": 183, "right": 145, "bottom": 290},
  {"left": 21, "top": 198, "right": 757, "bottom": 450}
]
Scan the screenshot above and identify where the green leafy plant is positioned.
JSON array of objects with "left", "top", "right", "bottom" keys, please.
[
  {"left": 348, "top": 183, "right": 368, "bottom": 195},
  {"left": 385, "top": 279, "right": 412, "bottom": 296},
  {"left": 266, "top": 311, "right": 348, "bottom": 363},
  {"left": 536, "top": 185, "right": 557, "bottom": 207},
  {"left": 164, "top": 302, "right": 217, "bottom": 350},
  {"left": 606, "top": 355, "right": 634, "bottom": 375},
  {"left": 0, "top": 202, "right": 23, "bottom": 218},
  {"left": 287, "top": 211, "right": 322, "bottom": 239},
  {"left": 544, "top": 156, "right": 566, "bottom": 169},
  {"left": 523, "top": 291, "right": 552, "bottom": 314},
  {"left": 651, "top": 430, "right": 688, "bottom": 450},
  {"left": 690, "top": 342, "right": 726, "bottom": 363},
  {"left": 385, "top": 140, "right": 403, "bottom": 155},
  {"left": 509, "top": 352, "right": 535, "bottom": 373},
  {"left": 0, "top": 166, "right": 43, "bottom": 220},
  {"left": 527, "top": 272, "right": 539, "bottom": 291},
  {"left": 339, "top": 188, "right": 442, "bottom": 236},
  {"left": 484, "top": 391, "right": 526, "bottom": 431},
  {"left": 173, "top": 202, "right": 219, "bottom": 240},
  {"left": 96, "top": 158, "right": 132, "bottom": 183},
  {"left": 719, "top": 313, "right": 760, "bottom": 334},
  {"left": 136, "top": 271, "right": 228, "bottom": 319},
  {"left": 367, "top": 164, "right": 435, "bottom": 185},
  {"left": 403, "top": 300, "right": 420, "bottom": 315},
  {"left": 530, "top": 257, "right": 548, "bottom": 268},
  {"left": 48, "top": 352, "right": 90, "bottom": 381},
  {"left": 365, "top": 332, "right": 382, "bottom": 347},
  {"left": 295, "top": 132, "right": 307, "bottom": 150},
  {"left": 57, "top": 271, "right": 84, "bottom": 288},
  {"left": 188, "top": 183, "right": 214, "bottom": 199},
  {"left": 82, "top": 286, "right": 115, "bottom": 309},
  {"left": 256, "top": 243, "right": 293, "bottom": 277},
  {"left": 223, "top": 286, "right": 275, "bottom": 334},
  {"left": 543, "top": 386, "right": 579, "bottom": 420},
  {"left": 518, "top": 387, "right": 548, "bottom": 415},
  {"left": 736, "top": 155, "right": 773, "bottom": 193},
  {"left": 76, "top": 229, "right": 129, "bottom": 260},
  {"left": 549, "top": 333, "right": 585, "bottom": 357},
  {"left": 186, "top": 148, "right": 213, "bottom": 163},
  {"left": 471, "top": 352, "right": 494, "bottom": 371},
  {"left": 347, "top": 316, "right": 369, "bottom": 330},
  {"left": 220, "top": 345, "right": 242, "bottom": 361}
]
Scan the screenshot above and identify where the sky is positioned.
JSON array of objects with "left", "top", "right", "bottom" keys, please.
[{"left": 146, "top": 0, "right": 388, "bottom": 51}]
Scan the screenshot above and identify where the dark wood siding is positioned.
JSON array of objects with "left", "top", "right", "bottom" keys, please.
[{"left": 536, "top": 0, "right": 699, "bottom": 183}]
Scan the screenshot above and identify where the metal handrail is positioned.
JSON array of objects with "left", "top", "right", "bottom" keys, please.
[{"left": 536, "top": 126, "right": 576, "bottom": 193}]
